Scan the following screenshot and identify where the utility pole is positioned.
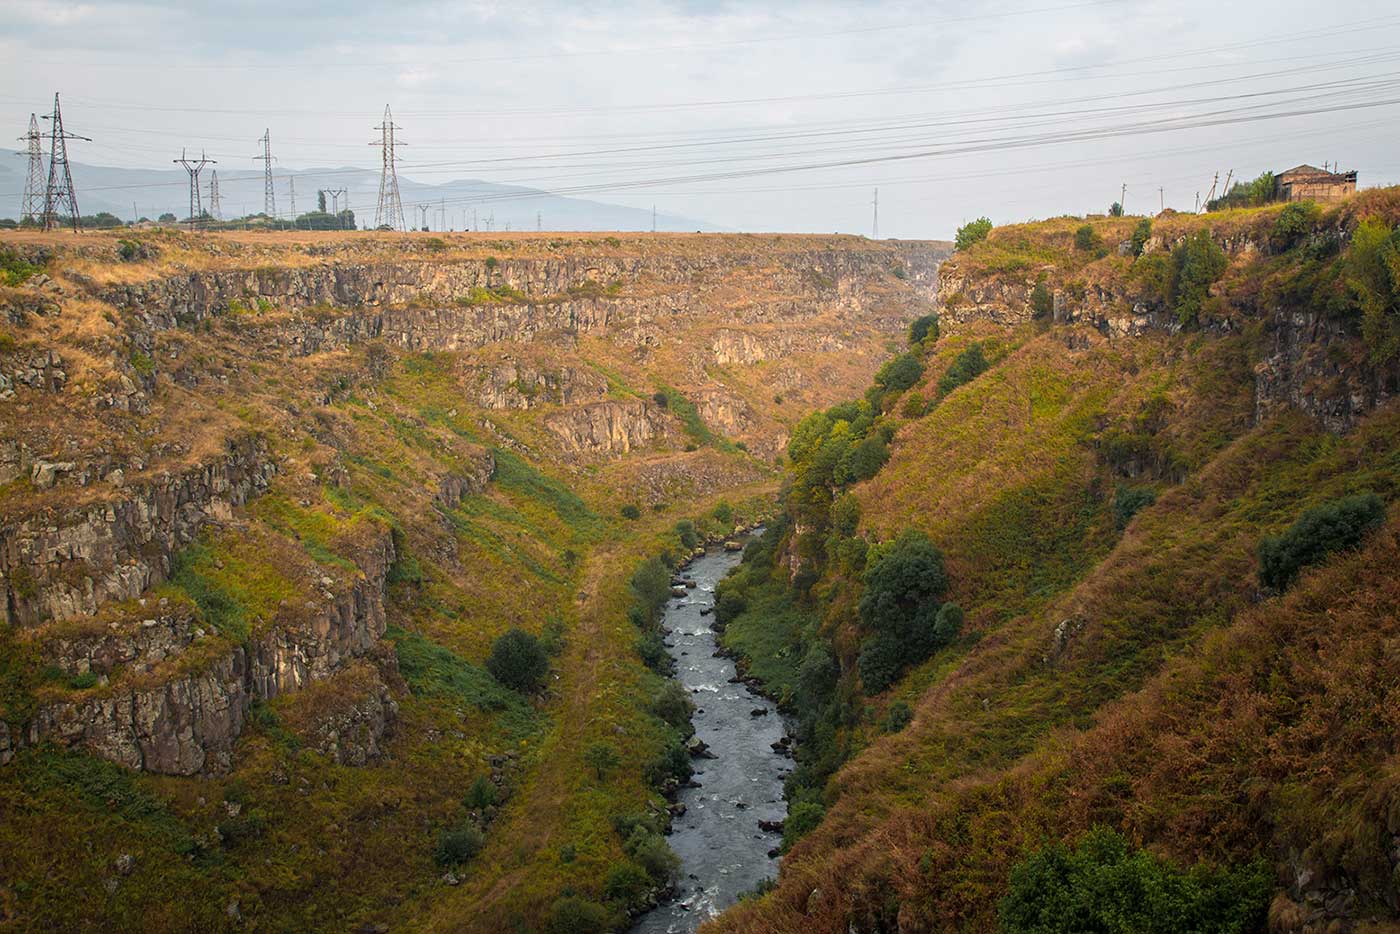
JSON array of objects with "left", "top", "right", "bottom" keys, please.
[
  {"left": 40, "top": 93, "right": 89, "bottom": 232},
  {"left": 208, "top": 169, "right": 222, "bottom": 221},
  {"left": 254, "top": 129, "right": 276, "bottom": 218},
  {"left": 1119, "top": 182, "right": 1127, "bottom": 215},
  {"left": 1159, "top": 187, "right": 1164, "bottom": 213},
  {"left": 173, "top": 148, "right": 215, "bottom": 230},
  {"left": 132, "top": 201, "right": 138, "bottom": 224},
  {"left": 871, "top": 188, "right": 879, "bottom": 239},
  {"left": 370, "top": 106, "right": 405, "bottom": 231},
  {"left": 651, "top": 204, "right": 656, "bottom": 233},
  {"left": 17, "top": 113, "right": 44, "bottom": 224},
  {"left": 416, "top": 204, "right": 430, "bottom": 230}
]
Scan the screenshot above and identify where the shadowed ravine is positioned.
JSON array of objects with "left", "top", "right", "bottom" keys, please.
[{"left": 633, "top": 545, "right": 789, "bottom": 933}]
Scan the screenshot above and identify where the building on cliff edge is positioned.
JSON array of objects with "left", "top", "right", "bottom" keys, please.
[{"left": 1276, "top": 164, "right": 1358, "bottom": 203}]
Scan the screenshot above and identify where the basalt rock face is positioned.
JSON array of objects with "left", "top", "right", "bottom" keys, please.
[
  {"left": 466, "top": 358, "right": 608, "bottom": 411},
  {"left": 0, "top": 434, "right": 276, "bottom": 629},
  {"left": 24, "top": 528, "right": 395, "bottom": 775},
  {"left": 1255, "top": 308, "right": 1398, "bottom": 434},
  {"left": 546, "top": 399, "right": 672, "bottom": 457}
]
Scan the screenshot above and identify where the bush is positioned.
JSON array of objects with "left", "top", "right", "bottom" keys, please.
[
  {"left": 999, "top": 827, "right": 1270, "bottom": 934},
  {"left": 908, "top": 313, "right": 939, "bottom": 346},
  {"left": 675, "top": 519, "right": 699, "bottom": 550},
  {"left": 858, "top": 633, "right": 904, "bottom": 694},
  {"left": 1030, "top": 280, "right": 1054, "bottom": 319},
  {"left": 485, "top": 628, "right": 549, "bottom": 693},
  {"left": 938, "top": 343, "right": 989, "bottom": 394},
  {"left": 901, "top": 394, "right": 928, "bottom": 418},
  {"left": 860, "top": 529, "right": 947, "bottom": 639},
  {"left": 932, "top": 602, "right": 963, "bottom": 644},
  {"left": 463, "top": 775, "right": 498, "bottom": 810},
  {"left": 548, "top": 896, "right": 613, "bottom": 934},
  {"left": 434, "top": 822, "right": 485, "bottom": 866},
  {"left": 1074, "top": 224, "right": 1104, "bottom": 255},
  {"left": 583, "top": 741, "right": 620, "bottom": 781},
  {"left": 883, "top": 700, "right": 913, "bottom": 732},
  {"left": 624, "top": 827, "right": 680, "bottom": 883},
  {"left": 620, "top": 503, "right": 641, "bottom": 520},
  {"left": 1113, "top": 485, "right": 1157, "bottom": 529},
  {"left": 1346, "top": 219, "right": 1400, "bottom": 364},
  {"left": 713, "top": 500, "right": 734, "bottom": 525},
  {"left": 651, "top": 679, "right": 693, "bottom": 728},
  {"left": 783, "top": 799, "right": 826, "bottom": 850},
  {"left": 635, "top": 631, "right": 671, "bottom": 673},
  {"left": 630, "top": 557, "right": 672, "bottom": 622},
  {"left": 645, "top": 736, "right": 692, "bottom": 787},
  {"left": 1270, "top": 201, "right": 1319, "bottom": 252},
  {"left": 1169, "top": 230, "right": 1228, "bottom": 327},
  {"left": 874, "top": 352, "right": 923, "bottom": 393},
  {"left": 955, "top": 217, "right": 993, "bottom": 251},
  {"left": 1258, "top": 493, "right": 1386, "bottom": 591},
  {"left": 714, "top": 591, "right": 747, "bottom": 626},
  {"left": 1130, "top": 218, "right": 1153, "bottom": 257},
  {"left": 603, "top": 862, "right": 653, "bottom": 907}
]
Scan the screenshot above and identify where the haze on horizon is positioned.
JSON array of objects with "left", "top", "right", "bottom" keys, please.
[{"left": 2, "top": 0, "right": 1398, "bottom": 238}]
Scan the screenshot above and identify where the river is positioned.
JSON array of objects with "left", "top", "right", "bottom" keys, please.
[{"left": 632, "top": 544, "right": 789, "bottom": 934}]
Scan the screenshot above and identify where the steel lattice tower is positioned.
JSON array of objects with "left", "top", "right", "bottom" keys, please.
[
  {"left": 254, "top": 129, "right": 276, "bottom": 217},
  {"left": 287, "top": 176, "right": 296, "bottom": 218},
  {"left": 17, "top": 114, "right": 44, "bottom": 224},
  {"left": 371, "top": 106, "right": 405, "bottom": 231},
  {"left": 174, "top": 148, "right": 216, "bottom": 229},
  {"left": 208, "top": 169, "right": 222, "bottom": 221},
  {"left": 41, "top": 94, "right": 89, "bottom": 231}
]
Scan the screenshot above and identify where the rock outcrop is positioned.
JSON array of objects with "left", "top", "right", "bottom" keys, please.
[{"left": 546, "top": 400, "right": 672, "bottom": 457}]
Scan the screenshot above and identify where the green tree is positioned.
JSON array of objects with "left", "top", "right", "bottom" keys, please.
[
  {"left": 1030, "top": 280, "right": 1054, "bottom": 319},
  {"left": 485, "top": 628, "right": 549, "bottom": 693},
  {"left": 1074, "top": 224, "right": 1104, "bottom": 254},
  {"left": 1346, "top": 219, "right": 1400, "bottom": 364},
  {"left": 434, "top": 822, "right": 485, "bottom": 866},
  {"left": 548, "top": 896, "right": 613, "bottom": 934},
  {"left": 1108, "top": 201, "right": 1124, "bottom": 217},
  {"left": 1129, "top": 218, "right": 1153, "bottom": 257},
  {"left": 1270, "top": 201, "right": 1319, "bottom": 252},
  {"left": 938, "top": 343, "right": 990, "bottom": 394},
  {"left": 650, "top": 680, "right": 693, "bottom": 728},
  {"left": 955, "top": 217, "right": 993, "bottom": 251},
  {"left": 630, "top": 556, "right": 672, "bottom": 621},
  {"left": 620, "top": 503, "right": 641, "bottom": 520},
  {"left": 857, "top": 633, "right": 904, "bottom": 694},
  {"left": 1168, "top": 230, "right": 1228, "bottom": 328},
  {"left": 1258, "top": 493, "right": 1386, "bottom": 591},
  {"left": 874, "top": 352, "right": 923, "bottom": 393},
  {"left": 623, "top": 826, "right": 680, "bottom": 883},
  {"left": 908, "top": 312, "right": 940, "bottom": 346},
  {"left": 583, "top": 741, "right": 621, "bottom": 781}
]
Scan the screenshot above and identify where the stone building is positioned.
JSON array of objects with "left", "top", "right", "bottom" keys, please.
[{"left": 1277, "top": 164, "right": 1358, "bottom": 203}]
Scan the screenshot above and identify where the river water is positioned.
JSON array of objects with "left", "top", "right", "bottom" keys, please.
[{"left": 632, "top": 545, "right": 789, "bottom": 934}]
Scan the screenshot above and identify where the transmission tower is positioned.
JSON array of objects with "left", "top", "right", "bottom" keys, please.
[
  {"left": 370, "top": 106, "right": 405, "bottom": 231},
  {"left": 40, "top": 94, "right": 89, "bottom": 232},
  {"left": 208, "top": 169, "right": 222, "bottom": 221},
  {"left": 416, "top": 203, "right": 430, "bottom": 230},
  {"left": 871, "top": 188, "right": 879, "bottom": 239},
  {"left": 322, "top": 188, "right": 347, "bottom": 229},
  {"left": 174, "top": 148, "right": 216, "bottom": 230},
  {"left": 287, "top": 176, "right": 297, "bottom": 218},
  {"left": 16, "top": 114, "right": 44, "bottom": 224},
  {"left": 254, "top": 129, "right": 276, "bottom": 217}
]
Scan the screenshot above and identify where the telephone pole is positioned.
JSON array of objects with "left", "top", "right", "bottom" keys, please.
[
  {"left": 1119, "top": 182, "right": 1127, "bottom": 215},
  {"left": 370, "top": 106, "right": 405, "bottom": 231},
  {"left": 173, "top": 148, "right": 215, "bottom": 230},
  {"left": 17, "top": 114, "right": 44, "bottom": 224},
  {"left": 208, "top": 169, "right": 222, "bottom": 221},
  {"left": 253, "top": 129, "right": 276, "bottom": 217},
  {"left": 1159, "top": 187, "right": 1165, "bottom": 213},
  {"left": 871, "top": 188, "right": 879, "bottom": 239},
  {"left": 651, "top": 204, "right": 656, "bottom": 233},
  {"left": 40, "top": 93, "right": 89, "bottom": 232}
]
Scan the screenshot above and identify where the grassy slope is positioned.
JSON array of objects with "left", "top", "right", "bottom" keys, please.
[{"left": 707, "top": 201, "right": 1400, "bottom": 932}]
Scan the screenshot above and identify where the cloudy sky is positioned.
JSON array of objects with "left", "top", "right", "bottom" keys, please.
[{"left": 2, "top": 0, "right": 1398, "bottom": 237}]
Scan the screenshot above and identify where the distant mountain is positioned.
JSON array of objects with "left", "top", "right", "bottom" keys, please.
[{"left": 0, "top": 159, "right": 721, "bottom": 232}]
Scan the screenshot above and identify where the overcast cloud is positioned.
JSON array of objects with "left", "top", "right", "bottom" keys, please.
[{"left": 2, "top": 0, "right": 1397, "bottom": 237}]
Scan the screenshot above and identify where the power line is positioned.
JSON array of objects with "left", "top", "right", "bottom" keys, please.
[
  {"left": 16, "top": 113, "right": 43, "bottom": 223},
  {"left": 371, "top": 106, "right": 405, "bottom": 231},
  {"left": 41, "top": 93, "right": 89, "bottom": 231}
]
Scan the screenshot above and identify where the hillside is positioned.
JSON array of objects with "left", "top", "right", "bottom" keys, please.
[
  {"left": 0, "top": 228, "right": 948, "bottom": 931},
  {"left": 705, "top": 191, "right": 1400, "bottom": 933}
]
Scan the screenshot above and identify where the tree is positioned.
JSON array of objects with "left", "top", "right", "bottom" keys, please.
[
  {"left": 1129, "top": 218, "right": 1153, "bottom": 257},
  {"left": 938, "top": 343, "right": 989, "bottom": 394},
  {"left": 630, "top": 557, "right": 672, "bottom": 621},
  {"left": 434, "top": 822, "right": 485, "bottom": 866},
  {"left": 954, "top": 217, "right": 993, "bottom": 251},
  {"left": 1074, "top": 224, "right": 1105, "bottom": 255},
  {"left": 317, "top": 190, "right": 327, "bottom": 213},
  {"left": 1258, "top": 493, "right": 1386, "bottom": 591},
  {"left": 1108, "top": 201, "right": 1124, "bottom": 217},
  {"left": 485, "top": 627, "right": 549, "bottom": 692},
  {"left": 1347, "top": 219, "right": 1400, "bottom": 364},
  {"left": 620, "top": 503, "right": 641, "bottom": 520},
  {"left": 157, "top": 213, "right": 177, "bottom": 223},
  {"left": 873, "top": 352, "right": 923, "bottom": 393},
  {"left": 1270, "top": 201, "right": 1319, "bottom": 252},
  {"left": 548, "top": 896, "right": 613, "bottom": 934},
  {"left": 1030, "top": 280, "right": 1054, "bottom": 319},
  {"left": 858, "top": 633, "right": 904, "bottom": 694},
  {"left": 650, "top": 680, "right": 693, "bottom": 729},
  {"left": 583, "top": 741, "right": 620, "bottom": 781},
  {"left": 1168, "top": 230, "right": 1228, "bottom": 328},
  {"left": 908, "top": 313, "right": 939, "bottom": 346}
]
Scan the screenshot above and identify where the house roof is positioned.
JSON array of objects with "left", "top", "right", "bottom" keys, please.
[{"left": 1279, "top": 164, "right": 1333, "bottom": 178}]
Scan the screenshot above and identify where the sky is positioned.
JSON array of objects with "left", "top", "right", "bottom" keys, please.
[{"left": 2, "top": 0, "right": 1398, "bottom": 238}]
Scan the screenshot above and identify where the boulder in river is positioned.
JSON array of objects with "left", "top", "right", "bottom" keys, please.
[
  {"left": 686, "top": 736, "right": 717, "bottom": 759},
  {"left": 750, "top": 708, "right": 769, "bottom": 717},
  {"left": 758, "top": 819, "right": 785, "bottom": 833},
  {"left": 723, "top": 540, "right": 743, "bottom": 551}
]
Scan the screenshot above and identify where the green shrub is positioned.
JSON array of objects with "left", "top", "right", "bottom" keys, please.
[
  {"left": 783, "top": 799, "right": 826, "bottom": 850},
  {"left": 635, "top": 631, "right": 671, "bottom": 674},
  {"left": 1074, "top": 224, "right": 1104, "bottom": 255},
  {"left": 463, "top": 775, "right": 498, "bottom": 810},
  {"left": 1030, "top": 280, "right": 1054, "bottom": 319},
  {"left": 938, "top": 343, "right": 989, "bottom": 394},
  {"left": 603, "top": 861, "right": 652, "bottom": 907},
  {"left": 713, "top": 500, "right": 734, "bottom": 525},
  {"left": 955, "top": 217, "right": 993, "bottom": 251},
  {"left": 1270, "top": 201, "right": 1320, "bottom": 252},
  {"left": 860, "top": 529, "right": 947, "bottom": 638},
  {"left": 583, "top": 741, "right": 620, "bottom": 781},
  {"left": 650, "top": 680, "right": 693, "bottom": 728},
  {"left": 908, "top": 313, "right": 939, "bottom": 346},
  {"left": 1258, "top": 493, "right": 1386, "bottom": 591},
  {"left": 68, "top": 671, "right": 98, "bottom": 690},
  {"left": 630, "top": 557, "right": 672, "bottom": 622},
  {"left": 548, "top": 896, "right": 612, "bottom": 934},
  {"left": 1169, "top": 230, "right": 1228, "bottom": 327},
  {"left": 1130, "top": 218, "right": 1153, "bottom": 257},
  {"left": 434, "top": 822, "right": 485, "bottom": 866},
  {"left": 675, "top": 519, "right": 699, "bottom": 550},
  {"left": 1346, "top": 219, "right": 1400, "bottom": 364},
  {"left": 1113, "top": 485, "right": 1158, "bottom": 529},
  {"left": 623, "top": 827, "right": 679, "bottom": 883},
  {"left": 882, "top": 700, "right": 913, "bottom": 732},
  {"left": 714, "top": 591, "right": 747, "bottom": 626},
  {"left": 620, "top": 503, "right": 641, "bottom": 520},
  {"left": 485, "top": 627, "right": 549, "bottom": 693},
  {"left": 874, "top": 352, "right": 923, "bottom": 393},
  {"left": 901, "top": 394, "right": 928, "bottom": 418},
  {"left": 644, "top": 736, "right": 692, "bottom": 787},
  {"left": 858, "top": 633, "right": 903, "bottom": 694},
  {"left": 999, "top": 827, "right": 1270, "bottom": 934}
]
